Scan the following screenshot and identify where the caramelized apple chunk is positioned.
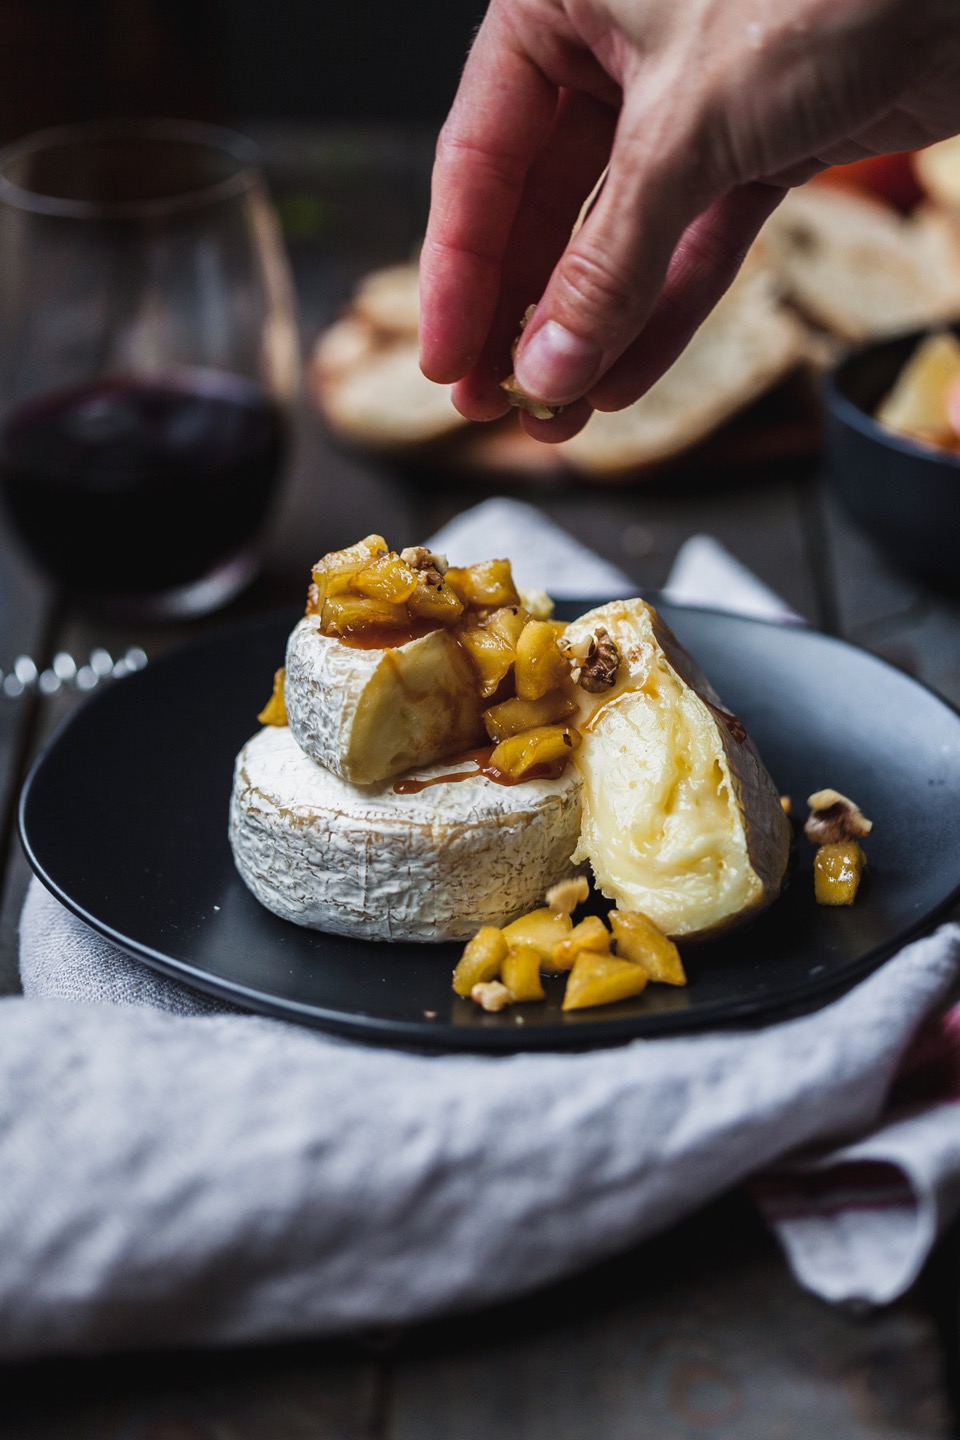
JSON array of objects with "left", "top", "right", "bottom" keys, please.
[
  {"left": 406, "top": 571, "right": 465, "bottom": 624},
  {"left": 502, "top": 907, "right": 573, "bottom": 972},
  {"left": 445, "top": 559, "right": 520, "bottom": 609},
  {"left": 453, "top": 925, "right": 507, "bottom": 997},
  {"left": 482, "top": 691, "right": 577, "bottom": 742},
  {"left": 813, "top": 841, "right": 866, "bottom": 906},
  {"left": 551, "top": 914, "right": 612, "bottom": 971},
  {"left": 257, "top": 668, "right": 288, "bottom": 727},
  {"left": 456, "top": 621, "right": 516, "bottom": 698},
  {"left": 562, "top": 953, "right": 649, "bottom": 1011},
  {"left": 321, "top": 594, "right": 411, "bottom": 636},
  {"left": 352, "top": 551, "right": 418, "bottom": 603},
  {"left": 489, "top": 725, "right": 581, "bottom": 779},
  {"left": 311, "top": 534, "right": 387, "bottom": 604},
  {"left": 514, "top": 620, "right": 572, "bottom": 700},
  {"left": 502, "top": 944, "right": 547, "bottom": 1002},
  {"left": 609, "top": 910, "right": 687, "bottom": 986},
  {"left": 484, "top": 604, "right": 530, "bottom": 651}
]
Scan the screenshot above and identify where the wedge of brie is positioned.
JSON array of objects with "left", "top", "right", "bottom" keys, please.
[
  {"left": 229, "top": 725, "right": 583, "bottom": 942},
  {"left": 284, "top": 615, "right": 486, "bottom": 785},
  {"left": 564, "top": 599, "right": 791, "bottom": 939}
]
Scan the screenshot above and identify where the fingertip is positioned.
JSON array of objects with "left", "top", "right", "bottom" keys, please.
[
  {"left": 520, "top": 396, "right": 593, "bottom": 443},
  {"left": 452, "top": 375, "right": 514, "bottom": 424}
]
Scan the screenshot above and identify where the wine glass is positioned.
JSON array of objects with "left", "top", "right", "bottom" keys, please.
[{"left": 0, "top": 118, "right": 300, "bottom": 621}]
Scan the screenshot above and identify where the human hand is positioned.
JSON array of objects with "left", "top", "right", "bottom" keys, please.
[{"left": 419, "top": 0, "right": 960, "bottom": 442}]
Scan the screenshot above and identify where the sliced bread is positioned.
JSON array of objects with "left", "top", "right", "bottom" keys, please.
[{"left": 761, "top": 181, "right": 960, "bottom": 342}]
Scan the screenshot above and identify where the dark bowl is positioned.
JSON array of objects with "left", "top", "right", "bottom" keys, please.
[{"left": 823, "top": 326, "right": 960, "bottom": 591}]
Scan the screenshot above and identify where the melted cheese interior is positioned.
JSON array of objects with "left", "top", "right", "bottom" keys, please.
[{"left": 570, "top": 625, "right": 762, "bottom": 936}]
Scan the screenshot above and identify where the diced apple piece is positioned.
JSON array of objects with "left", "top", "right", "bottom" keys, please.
[
  {"left": 456, "top": 622, "right": 516, "bottom": 698},
  {"left": 518, "top": 587, "right": 555, "bottom": 621},
  {"left": 489, "top": 725, "right": 581, "bottom": 780},
  {"left": 485, "top": 604, "right": 530, "bottom": 650},
  {"left": 483, "top": 690, "right": 578, "bottom": 742},
  {"left": 453, "top": 925, "right": 507, "bottom": 997},
  {"left": 352, "top": 552, "right": 418, "bottom": 603},
  {"left": 609, "top": 910, "right": 687, "bottom": 986},
  {"left": 502, "top": 906, "right": 573, "bottom": 972},
  {"left": 562, "top": 953, "right": 649, "bottom": 1011},
  {"left": 407, "top": 572, "right": 465, "bottom": 624},
  {"left": 311, "top": 534, "right": 387, "bottom": 603},
  {"left": 814, "top": 841, "right": 866, "bottom": 906},
  {"left": 551, "top": 914, "right": 612, "bottom": 971},
  {"left": 445, "top": 559, "right": 520, "bottom": 609},
  {"left": 875, "top": 330, "right": 960, "bottom": 446},
  {"left": 257, "top": 667, "right": 288, "bottom": 727},
  {"left": 321, "top": 594, "right": 410, "bottom": 636},
  {"left": 515, "top": 620, "right": 571, "bottom": 700},
  {"left": 502, "top": 944, "right": 546, "bottom": 1002}
]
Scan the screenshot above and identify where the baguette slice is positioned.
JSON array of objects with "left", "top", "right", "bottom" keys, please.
[
  {"left": 309, "top": 261, "right": 467, "bottom": 448},
  {"left": 558, "top": 260, "right": 810, "bottom": 476},
  {"left": 761, "top": 182, "right": 960, "bottom": 342},
  {"left": 913, "top": 136, "right": 960, "bottom": 213}
]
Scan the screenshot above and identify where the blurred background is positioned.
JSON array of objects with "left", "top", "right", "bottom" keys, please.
[
  {"left": 0, "top": 0, "right": 481, "bottom": 139},
  {"left": 0, "top": 0, "right": 493, "bottom": 603}
]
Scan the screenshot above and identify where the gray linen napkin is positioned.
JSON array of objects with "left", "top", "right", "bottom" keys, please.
[
  {"left": 9, "top": 881, "right": 959, "bottom": 1359},
  {"left": 6, "top": 499, "right": 960, "bottom": 1358}
]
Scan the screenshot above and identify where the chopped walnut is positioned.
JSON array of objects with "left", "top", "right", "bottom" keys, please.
[
  {"left": 501, "top": 373, "right": 563, "bottom": 421},
  {"left": 545, "top": 876, "right": 590, "bottom": 914},
  {"left": 804, "top": 789, "right": 873, "bottom": 845},
  {"left": 500, "top": 306, "right": 564, "bottom": 420},
  {"left": 400, "top": 545, "right": 448, "bottom": 575},
  {"left": 577, "top": 628, "right": 621, "bottom": 692},
  {"left": 400, "top": 546, "right": 449, "bottom": 589},
  {"left": 471, "top": 980, "right": 513, "bottom": 1012}
]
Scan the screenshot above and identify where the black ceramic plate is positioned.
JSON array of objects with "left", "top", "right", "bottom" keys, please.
[{"left": 19, "top": 600, "right": 960, "bottom": 1050}]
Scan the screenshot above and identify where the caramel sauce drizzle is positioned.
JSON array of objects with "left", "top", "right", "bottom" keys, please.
[
  {"left": 703, "top": 699, "right": 747, "bottom": 743},
  {"left": 334, "top": 620, "right": 440, "bottom": 650},
  {"left": 393, "top": 746, "right": 563, "bottom": 794}
]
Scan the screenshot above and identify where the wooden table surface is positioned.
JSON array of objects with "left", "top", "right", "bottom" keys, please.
[{"left": 3, "top": 125, "right": 960, "bottom": 1438}]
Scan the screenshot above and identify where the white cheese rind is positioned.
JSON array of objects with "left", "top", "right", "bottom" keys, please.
[
  {"left": 284, "top": 616, "right": 486, "bottom": 785},
  {"left": 563, "top": 599, "right": 791, "bottom": 939},
  {"left": 229, "top": 726, "right": 583, "bottom": 942}
]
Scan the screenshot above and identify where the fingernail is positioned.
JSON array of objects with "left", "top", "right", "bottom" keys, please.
[{"left": 515, "top": 321, "right": 602, "bottom": 403}]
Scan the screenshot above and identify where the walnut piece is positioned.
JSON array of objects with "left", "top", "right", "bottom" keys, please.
[
  {"left": 399, "top": 546, "right": 448, "bottom": 589},
  {"left": 500, "top": 305, "right": 564, "bottom": 420},
  {"left": 471, "top": 980, "right": 513, "bottom": 1012},
  {"left": 545, "top": 875, "right": 590, "bottom": 915},
  {"left": 577, "top": 628, "right": 621, "bottom": 692},
  {"left": 804, "top": 789, "right": 873, "bottom": 845}
]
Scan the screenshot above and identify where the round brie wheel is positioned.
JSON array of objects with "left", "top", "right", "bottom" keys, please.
[{"left": 229, "top": 726, "right": 583, "bottom": 942}]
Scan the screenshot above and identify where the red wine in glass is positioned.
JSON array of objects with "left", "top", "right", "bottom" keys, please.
[
  {"left": 0, "top": 120, "right": 300, "bottom": 619},
  {"left": 0, "top": 371, "right": 287, "bottom": 602}
]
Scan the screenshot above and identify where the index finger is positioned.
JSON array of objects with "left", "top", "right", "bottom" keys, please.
[{"left": 418, "top": 15, "right": 557, "bottom": 384}]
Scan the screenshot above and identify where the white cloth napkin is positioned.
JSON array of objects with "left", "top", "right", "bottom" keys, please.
[{"left": 6, "top": 498, "right": 960, "bottom": 1359}]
